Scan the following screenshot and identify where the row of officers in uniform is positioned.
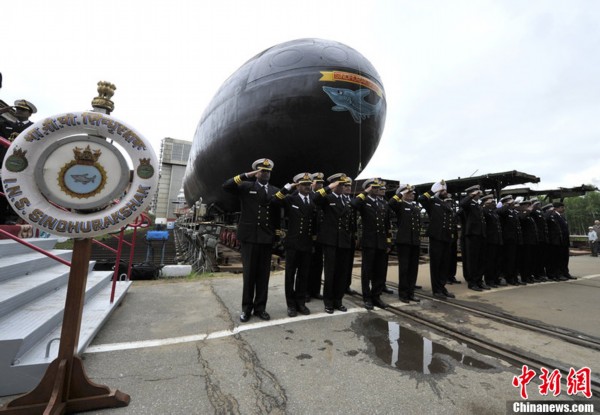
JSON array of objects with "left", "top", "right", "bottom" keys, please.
[{"left": 223, "top": 158, "right": 575, "bottom": 323}]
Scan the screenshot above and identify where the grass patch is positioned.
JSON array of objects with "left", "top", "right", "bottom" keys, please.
[{"left": 186, "top": 272, "right": 215, "bottom": 280}]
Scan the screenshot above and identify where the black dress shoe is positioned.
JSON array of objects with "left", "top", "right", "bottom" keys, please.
[
  {"left": 468, "top": 284, "right": 483, "bottom": 292},
  {"left": 373, "top": 299, "right": 389, "bottom": 309},
  {"left": 297, "top": 305, "right": 311, "bottom": 315},
  {"left": 335, "top": 305, "right": 348, "bottom": 312},
  {"left": 287, "top": 307, "right": 297, "bottom": 317},
  {"left": 408, "top": 295, "right": 421, "bottom": 303},
  {"left": 364, "top": 301, "right": 374, "bottom": 310},
  {"left": 382, "top": 287, "right": 394, "bottom": 294},
  {"left": 478, "top": 283, "right": 491, "bottom": 290},
  {"left": 345, "top": 288, "right": 359, "bottom": 295},
  {"left": 254, "top": 311, "right": 271, "bottom": 321},
  {"left": 240, "top": 312, "right": 251, "bottom": 323},
  {"left": 324, "top": 307, "right": 334, "bottom": 314},
  {"left": 414, "top": 285, "right": 423, "bottom": 290},
  {"left": 312, "top": 294, "right": 324, "bottom": 300},
  {"left": 443, "top": 290, "right": 455, "bottom": 298},
  {"left": 432, "top": 292, "right": 446, "bottom": 299},
  {"left": 497, "top": 278, "right": 508, "bottom": 286},
  {"left": 565, "top": 275, "right": 577, "bottom": 280},
  {"left": 449, "top": 279, "right": 461, "bottom": 284}
]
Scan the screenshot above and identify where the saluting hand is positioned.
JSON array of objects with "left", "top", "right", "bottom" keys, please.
[{"left": 329, "top": 180, "right": 342, "bottom": 190}]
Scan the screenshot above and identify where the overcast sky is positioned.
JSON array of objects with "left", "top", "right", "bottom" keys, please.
[{"left": 2, "top": 0, "right": 599, "bottom": 191}]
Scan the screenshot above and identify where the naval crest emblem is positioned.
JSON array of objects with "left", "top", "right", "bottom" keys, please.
[
  {"left": 58, "top": 145, "right": 107, "bottom": 199},
  {"left": 5, "top": 147, "right": 28, "bottom": 173},
  {"left": 136, "top": 158, "right": 154, "bottom": 179}
]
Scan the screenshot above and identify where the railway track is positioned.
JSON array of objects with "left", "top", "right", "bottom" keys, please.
[
  {"left": 412, "top": 286, "right": 600, "bottom": 352},
  {"left": 343, "top": 279, "right": 600, "bottom": 398}
]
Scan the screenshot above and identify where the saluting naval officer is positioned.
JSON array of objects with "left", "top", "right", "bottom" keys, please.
[
  {"left": 388, "top": 184, "right": 421, "bottom": 303},
  {"left": 378, "top": 181, "right": 395, "bottom": 295},
  {"left": 1, "top": 99, "right": 37, "bottom": 225},
  {"left": 497, "top": 195, "right": 522, "bottom": 285},
  {"left": 312, "top": 173, "right": 353, "bottom": 314},
  {"left": 307, "top": 172, "right": 325, "bottom": 301},
  {"left": 418, "top": 180, "right": 456, "bottom": 299},
  {"left": 0, "top": 99, "right": 37, "bottom": 141},
  {"left": 223, "top": 158, "right": 280, "bottom": 322},
  {"left": 482, "top": 194, "right": 504, "bottom": 287},
  {"left": 444, "top": 195, "right": 461, "bottom": 285},
  {"left": 543, "top": 203, "right": 565, "bottom": 281},
  {"left": 459, "top": 185, "right": 489, "bottom": 291},
  {"left": 272, "top": 173, "right": 315, "bottom": 317},
  {"left": 517, "top": 199, "right": 537, "bottom": 284},
  {"left": 529, "top": 198, "right": 549, "bottom": 281},
  {"left": 552, "top": 202, "right": 576, "bottom": 280},
  {"left": 350, "top": 178, "right": 391, "bottom": 310},
  {"left": 343, "top": 176, "right": 360, "bottom": 296}
]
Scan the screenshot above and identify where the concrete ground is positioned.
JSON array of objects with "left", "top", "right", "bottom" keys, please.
[{"left": 1, "top": 255, "right": 599, "bottom": 414}]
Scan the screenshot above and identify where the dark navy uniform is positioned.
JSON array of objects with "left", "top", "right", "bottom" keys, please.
[
  {"left": 459, "top": 186, "right": 487, "bottom": 289},
  {"left": 313, "top": 176, "right": 353, "bottom": 312},
  {"left": 307, "top": 173, "right": 325, "bottom": 299},
  {"left": 345, "top": 192, "right": 359, "bottom": 294},
  {"left": 388, "top": 190, "right": 421, "bottom": 301},
  {"left": 223, "top": 162, "right": 280, "bottom": 320},
  {"left": 530, "top": 202, "right": 549, "bottom": 280},
  {"left": 351, "top": 180, "right": 391, "bottom": 307},
  {"left": 482, "top": 200, "right": 503, "bottom": 286},
  {"left": 497, "top": 196, "right": 520, "bottom": 285},
  {"left": 445, "top": 198, "right": 460, "bottom": 284},
  {"left": 0, "top": 100, "right": 36, "bottom": 225},
  {"left": 549, "top": 203, "right": 571, "bottom": 279},
  {"left": 273, "top": 175, "right": 314, "bottom": 314},
  {"left": 418, "top": 183, "right": 455, "bottom": 296},
  {"left": 545, "top": 207, "right": 564, "bottom": 279},
  {"left": 518, "top": 204, "right": 537, "bottom": 283}
]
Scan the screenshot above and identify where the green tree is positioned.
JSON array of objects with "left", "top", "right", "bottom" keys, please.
[{"left": 564, "top": 191, "right": 600, "bottom": 235}]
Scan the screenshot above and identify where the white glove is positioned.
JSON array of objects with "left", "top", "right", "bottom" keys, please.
[{"left": 496, "top": 202, "right": 503, "bottom": 208}]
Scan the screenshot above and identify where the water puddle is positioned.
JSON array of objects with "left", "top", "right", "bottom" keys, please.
[{"left": 358, "top": 317, "right": 494, "bottom": 374}]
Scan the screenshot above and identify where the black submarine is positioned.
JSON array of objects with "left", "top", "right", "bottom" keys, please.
[{"left": 183, "top": 38, "right": 387, "bottom": 213}]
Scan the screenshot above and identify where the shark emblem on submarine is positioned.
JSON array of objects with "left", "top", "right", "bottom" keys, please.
[{"left": 322, "top": 86, "right": 383, "bottom": 123}]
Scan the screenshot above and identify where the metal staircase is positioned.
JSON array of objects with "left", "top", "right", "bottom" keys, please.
[{"left": 0, "top": 237, "right": 131, "bottom": 396}]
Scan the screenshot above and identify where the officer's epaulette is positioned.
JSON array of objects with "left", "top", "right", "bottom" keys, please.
[
  {"left": 234, "top": 175, "right": 243, "bottom": 185},
  {"left": 317, "top": 188, "right": 327, "bottom": 196},
  {"left": 357, "top": 193, "right": 366, "bottom": 200},
  {"left": 392, "top": 195, "right": 401, "bottom": 202},
  {"left": 423, "top": 192, "right": 432, "bottom": 198},
  {"left": 275, "top": 191, "right": 285, "bottom": 200}
]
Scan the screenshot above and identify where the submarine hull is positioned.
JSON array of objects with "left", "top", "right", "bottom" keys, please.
[{"left": 183, "top": 38, "right": 387, "bottom": 212}]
